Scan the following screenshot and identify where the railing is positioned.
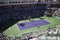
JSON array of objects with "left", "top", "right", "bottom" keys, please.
[{"left": 0, "top": 1, "right": 60, "bottom": 6}]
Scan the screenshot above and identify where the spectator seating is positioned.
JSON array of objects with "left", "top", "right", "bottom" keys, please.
[{"left": 0, "top": 4, "right": 46, "bottom": 32}]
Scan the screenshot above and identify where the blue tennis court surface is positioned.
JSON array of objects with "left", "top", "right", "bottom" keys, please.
[{"left": 17, "top": 19, "right": 50, "bottom": 30}]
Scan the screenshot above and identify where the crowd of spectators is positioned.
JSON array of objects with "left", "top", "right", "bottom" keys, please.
[
  {"left": 0, "top": 25, "right": 60, "bottom": 40},
  {"left": 0, "top": 4, "right": 46, "bottom": 32}
]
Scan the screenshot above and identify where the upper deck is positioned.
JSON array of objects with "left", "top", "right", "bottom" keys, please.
[{"left": 0, "top": 0, "right": 60, "bottom": 6}]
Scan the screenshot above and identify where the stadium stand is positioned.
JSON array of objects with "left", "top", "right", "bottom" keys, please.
[
  {"left": 1, "top": 25, "right": 60, "bottom": 40},
  {"left": 0, "top": 4, "right": 46, "bottom": 33},
  {"left": 0, "top": 0, "right": 60, "bottom": 40}
]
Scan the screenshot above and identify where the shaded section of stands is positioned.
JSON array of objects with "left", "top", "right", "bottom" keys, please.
[{"left": 0, "top": 4, "right": 46, "bottom": 32}]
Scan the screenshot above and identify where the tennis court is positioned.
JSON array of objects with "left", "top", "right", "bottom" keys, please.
[
  {"left": 3, "top": 16, "right": 60, "bottom": 36},
  {"left": 17, "top": 19, "right": 50, "bottom": 30}
]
